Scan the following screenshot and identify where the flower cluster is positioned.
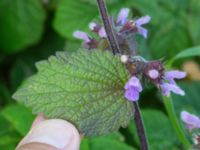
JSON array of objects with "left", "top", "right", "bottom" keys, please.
[
  {"left": 73, "top": 8, "right": 150, "bottom": 53},
  {"left": 125, "top": 70, "right": 185, "bottom": 102},
  {"left": 73, "top": 8, "right": 187, "bottom": 102}
]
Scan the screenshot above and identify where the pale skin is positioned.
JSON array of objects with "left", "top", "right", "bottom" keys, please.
[{"left": 16, "top": 114, "right": 81, "bottom": 150}]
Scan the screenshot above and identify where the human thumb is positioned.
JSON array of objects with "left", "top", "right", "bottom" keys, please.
[{"left": 16, "top": 119, "right": 80, "bottom": 150}]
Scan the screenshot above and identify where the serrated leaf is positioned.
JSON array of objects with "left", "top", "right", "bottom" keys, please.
[
  {"left": 0, "top": 0, "right": 46, "bottom": 53},
  {"left": 13, "top": 49, "right": 133, "bottom": 136}
]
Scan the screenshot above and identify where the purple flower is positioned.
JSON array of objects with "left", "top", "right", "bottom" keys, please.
[
  {"left": 117, "top": 8, "right": 130, "bottom": 25},
  {"left": 73, "top": 31, "right": 98, "bottom": 49},
  {"left": 163, "top": 70, "right": 187, "bottom": 84},
  {"left": 118, "top": 10, "right": 151, "bottom": 38},
  {"left": 135, "top": 16, "right": 151, "bottom": 38},
  {"left": 89, "top": 22, "right": 107, "bottom": 38},
  {"left": 181, "top": 111, "right": 200, "bottom": 130},
  {"left": 124, "top": 76, "right": 142, "bottom": 101},
  {"left": 98, "top": 27, "right": 107, "bottom": 38},
  {"left": 160, "top": 70, "right": 186, "bottom": 97},
  {"left": 160, "top": 83, "right": 185, "bottom": 96},
  {"left": 73, "top": 31, "right": 90, "bottom": 42}
]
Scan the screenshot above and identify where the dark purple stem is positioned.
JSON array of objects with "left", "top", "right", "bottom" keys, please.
[
  {"left": 133, "top": 102, "right": 149, "bottom": 150},
  {"left": 96, "top": 0, "right": 149, "bottom": 149},
  {"left": 96, "top": 0, "right": 121, "bottom": 54}
]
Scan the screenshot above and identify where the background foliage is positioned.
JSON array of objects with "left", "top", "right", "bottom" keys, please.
[{"left": 0, "top": 0, "right": 200, "bottom": 149}]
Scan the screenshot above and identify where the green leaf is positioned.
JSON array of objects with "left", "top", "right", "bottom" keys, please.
[
  {"left": 127, "top": 0, "right": 194, "bottom": 59},
  {"left": 172, "top": 82, "right": 200, "bottom": 116},
  {"left": 10, "top": 30, "right": 66, "bottom": 90},
  {"left": 53, "top": 0, "right": 128, "bottom": 39},
  {"left": 0, "top": 81, "right": 12, "bottom": 105},
  {"left": 0, "top": 0, "right": 46, "bottom": 53},
  {"left": 1, "top": 104, "right": 35, "bottom": 136},
  {"left": 128, "top": 109, "right": 179, "bottom": 150},
  {"left": 53, "top": 0, "right": 98, "bottom": 39},
  {"left": 81, "top": 132, "right": 135, "bottom": 150},
  {"left": 0, "top": 114, "right": 21, "bottom": 150},
  {"left": 13, "top": 49, "right": 133, "bottom": 136},
  {"left": 172, "top": 46, "right": 200, "bottom": 62},
  {"left": 149, "top": 20, "right": 191, "bottom": 59}
]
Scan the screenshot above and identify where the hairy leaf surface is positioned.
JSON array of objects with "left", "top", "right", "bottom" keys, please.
[{"left": 13, "top": 49, "right": 133, "bottom": 136}]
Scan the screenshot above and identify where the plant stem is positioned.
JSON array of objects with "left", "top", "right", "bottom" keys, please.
[
  {"left": 96, "top": 0, "right": 121, "bottom": 54},
  {"left": 163, "top": 96, "right": 191, "bottom": 149},
  {"left": 133, "top": 102, "right": 149, "bottom": 150},
  {"left": 96, "top": 0, "right": 149, "bottom": 149}
]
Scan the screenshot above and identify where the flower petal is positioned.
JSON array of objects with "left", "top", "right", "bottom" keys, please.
[
  {"left": 164, "top": 70, "right": 187, "bottom": 80},
  {"left": 135, "top": 15, "right": 151, "bottom": 26},
  {"left": 117, "top": 8, "right": 130, "bottom": 25},
  {"left": 160, "top": 83, "right": 185, "bottom": 96},
  {"left": 98, "top": 27, "right": 107, "bottom": 38},
  {"left": 181, "top": 111, "right": 200, "bottom": 129},
  {"left": 137, "top": 27, "right": 148, "bottom": 38},
  {"left": 160, "top": 83, "right": 170, "bottom": 96},
  {"left": 73, "top": 31, "right": 90, "bottom": 42},
  {"left": 127, "top": 76, "right": 142, "bottom": 92},
  {"left": 125, "top": 87, "right": 140, "bottom": 101}
]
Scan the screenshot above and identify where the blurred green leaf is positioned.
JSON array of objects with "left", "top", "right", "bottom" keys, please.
[
  {"left": 187, "top": 15, "right": 200, "bottom": 45},
  {"left": 13, "top": 50, "right": 133, "bottom": 136},
  {"left": 128, "top": 109, "right": 179, "bottom": 150},
  {"left": 81, "top": 132, "right": 135, "bottom": 150},
  {"left": 0, "top": 0, "right": 46, "bottom": 53},
  {"left": 1, "top": 104, "right": 35, "bottom": 136},
  {"left": 53, "top": 0, "right": 98, "bottom": 39},
  {"left": 0, "top": 114, "right": 21, "bottom": 150},
  {"left": 172, "top": 46, "right": 200, "bottom": 62},
  {"left": 0, "top": 81, "right": 11, "bottom": 105},
  {"left": 149, "top": 20, "right": 191, "bottom": 59},
  {"left": 127, "top": 0, "right": 195, "bottom": 59},
  {"left": 172, "top": 82, "right": 200, "bottom": 116},
  {"left": 53, "top": 0, "right": 130, "bottom": 39},
  {"left": 10, "top": 30, "right": 66, "bottom": 90}
]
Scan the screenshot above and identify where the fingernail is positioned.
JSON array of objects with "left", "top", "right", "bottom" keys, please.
[{"left": 17, "top": 119, "right": 80, "bottom": 150}]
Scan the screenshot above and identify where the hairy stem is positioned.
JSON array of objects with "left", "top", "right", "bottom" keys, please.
[
  {"left": 96, "top": 0, "right": 121, "bottom": 54},
  {"left": 96, "top": 0, "right": 149, "bottom": 149},
  {"left": 133, "top": 102, "right": 149, "bottom": 150}
]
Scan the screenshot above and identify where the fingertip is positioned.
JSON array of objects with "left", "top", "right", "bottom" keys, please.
[{"left": 17, "top": 119, "right": 80, "bottom": 150}]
